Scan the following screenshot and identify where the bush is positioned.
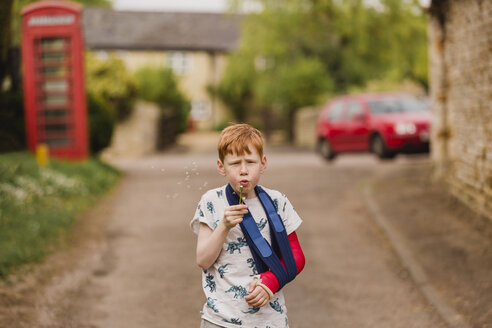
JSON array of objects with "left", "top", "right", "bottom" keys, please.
[
  {"left": 134, "top": 67, "right": 190, "bottom": 148},
  {"left": 85, "top": 52, "right": 138, "bottom": 121},
  {"left": 0, "top": 91, "right": 25, "bottom": 153},
  {"left": 87, "top": 93, "right": 116, "bottom": 154}
]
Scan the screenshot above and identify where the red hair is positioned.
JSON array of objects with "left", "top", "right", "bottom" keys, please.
[{"left": 218, "top": 124, "right": 264, "bottom": 162}]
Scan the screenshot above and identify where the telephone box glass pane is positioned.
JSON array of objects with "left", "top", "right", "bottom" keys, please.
[
  {"left": 42, "top": 66, "right": 67, "bottom": 77},
  {"left": 43, "top": 80, "right": 68, "bottom": 92},
  {"left": 34, "top": 36, "right": 73, "bottom": 148},
  {"left": 43, "top": 110, "right": 67, "bottom": 118},
  {"left": 41, "top": 38, "right": 65, "bottom": 50},
  {"left": 44, "top": 95, "right": 67, "bottom": 106}
]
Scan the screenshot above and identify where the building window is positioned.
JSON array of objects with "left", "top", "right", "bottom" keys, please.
[{"left": 167, "top": 52, "right": 193, "bottom": 75}]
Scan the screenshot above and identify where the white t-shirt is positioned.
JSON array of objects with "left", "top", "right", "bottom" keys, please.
[{"left": 190, "top": 185, "right": 302, "bottom": 328}]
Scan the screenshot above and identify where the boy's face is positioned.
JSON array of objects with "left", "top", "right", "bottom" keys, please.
[{"left": 217, "top": 145, "right": 267, "bottom": 199}]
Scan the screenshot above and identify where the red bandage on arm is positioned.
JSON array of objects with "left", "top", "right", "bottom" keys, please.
[{"left": 259, "top": 231, "right": 305, "bottom": 295}]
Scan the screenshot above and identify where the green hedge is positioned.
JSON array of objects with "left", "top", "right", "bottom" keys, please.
[
  {"left": 87, "top": 93, "right": 116, "bottom": 154},
  {"left": 85, "top": 52, "right": 138, "bottom": 122}
]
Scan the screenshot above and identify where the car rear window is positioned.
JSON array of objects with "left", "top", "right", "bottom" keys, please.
[{"left": 368, "top": 98, "right": 427, "bottom": 115}]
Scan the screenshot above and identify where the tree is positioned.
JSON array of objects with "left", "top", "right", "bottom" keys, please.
[
  {"left": 257, "top": 57, "right": 333, "bottom": 142},
  {"left": 0, "top": 0, "right": 15, "bottom": 88},
  {"left": 211, "top": 53, "right": 256, "bottom": 122}
]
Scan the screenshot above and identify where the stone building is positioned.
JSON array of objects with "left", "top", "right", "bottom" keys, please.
[
  {"left": 82, "top": 8, "right": 243, "bottom": 130},
  {"left": 428, "top": 0, "right": 492, "bottom": 221}
]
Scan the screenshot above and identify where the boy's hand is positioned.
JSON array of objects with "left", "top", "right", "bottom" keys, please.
[
  {"left": 245, "top": 278, "right": 270, "bottom": 308},
  {"left": 222, "top": 204, "right": 248, "bottom": 229}
]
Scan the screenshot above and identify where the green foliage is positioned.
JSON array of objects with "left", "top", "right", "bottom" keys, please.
[
  {"left": 0, "top": 152, "right": 120, "bottom": 279},
  {"left": 212, "top": 53, "right": 256, "bottom": 122},
  {"left": 134, "top": 67, "right": 188, "bottom": 112},
  {"left": 264, "top": 57, "right": 334, "bottom": 141},
  {"left": 87, "top": 93, "right": 115, "bottom": 154},
  {"left": 134, "top": 67, "right": 190, "bottom": 147},
  {"left": 264, "top": 57, "right": 333, "bottom": 109},
  {"left": 85, "top": 52, "right": 138, "bottom": 121}
]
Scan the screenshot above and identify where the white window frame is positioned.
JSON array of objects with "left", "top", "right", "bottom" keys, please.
[{"left": 167, "top": 51, "right": 193, "bottom": 75}]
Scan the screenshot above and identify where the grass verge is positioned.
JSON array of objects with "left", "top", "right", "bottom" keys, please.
[{"left": 0, "top": 152, "right": 120, "bottom": 280}]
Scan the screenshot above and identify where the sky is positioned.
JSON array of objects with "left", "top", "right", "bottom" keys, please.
[
  {"left": 112, "top": 0, "right": 230, "bottom": 12},
  {"left": 112, "top": 0, "right": 431, "bottom": 12}
]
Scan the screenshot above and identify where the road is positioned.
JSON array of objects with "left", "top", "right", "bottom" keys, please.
[{"left": 6, "top": 149, "right": 467, "bottom": 328}]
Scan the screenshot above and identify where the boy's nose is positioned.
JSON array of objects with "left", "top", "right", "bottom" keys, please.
[{"left": 240, "top": 162, "right": 247, "bottom": 174}]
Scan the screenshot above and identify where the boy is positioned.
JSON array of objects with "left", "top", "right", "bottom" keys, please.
[{"left": 190, "top": 124, "right": 305, "bottom": 328}]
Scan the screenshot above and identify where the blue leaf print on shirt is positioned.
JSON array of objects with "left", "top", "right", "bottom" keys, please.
[
  {"left": 226, "top": 237, "right": 248, "bottom": 254},
  {"left": 247, "top": 258, "right": 258, "bottom": 276},
  {"left": 207, "top": 201, "right": 215, "bottom": 214},
  {"left": 273, "top": 198, "right": 279, "bottom": 211},
  {"left": 213, "top": 219, "right": 219, "bottom": 229},
  {"left": 204, "top": 273, "right": 216, "bottom": 293},
  {"left": 218, "top": 263, "right": 231, "bottom": 278},
  {"left": 283, "top": 201, "right": 286, "bottom": 213},
  {"left": 216, "top": 190, "right": 223, "bottom": 198},
  {"left": 242, "top": 306, "right": 260, "bottom": 314},
  {"left": 256, "top": 218, "right": 267, "bottom": 231},
  {"left": 222, "top": 318, "right": 242, "bottom": 325},
  {"left": 269, "top": 298, "right": 284, "bottom": 313},
  {"left": 198, "top": 204, "right": 204, "bottom": 217},
  {"left": 225, "top": 285, "right": 248, "bottom": 299},
  {"left": 206, "top": 297, "right": 219, "bottom": 313}
]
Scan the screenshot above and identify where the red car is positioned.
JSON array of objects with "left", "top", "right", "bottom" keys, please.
[{"left": 317, "top": 93, "right": 431, "bottom": 160}]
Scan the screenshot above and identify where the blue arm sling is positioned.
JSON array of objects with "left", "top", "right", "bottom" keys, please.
[{"left": 225, "top": 184, "right": 297, "bottom": 290}]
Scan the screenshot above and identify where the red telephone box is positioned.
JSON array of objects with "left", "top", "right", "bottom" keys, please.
[{"left": 21, "top": 1, "right": 88, "bottom": 160}]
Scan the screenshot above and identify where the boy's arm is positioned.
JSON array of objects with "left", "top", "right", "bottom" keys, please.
[
  {"left": 258, "top": 231, "right": 305, "bottom": 295},
  {"left": 196, "top": 204, "right": 248, "bottom": 270}
]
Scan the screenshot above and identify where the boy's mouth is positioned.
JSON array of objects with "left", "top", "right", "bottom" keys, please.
[{"left": 239, "top": 180, "right": 249, "bottom": 186}]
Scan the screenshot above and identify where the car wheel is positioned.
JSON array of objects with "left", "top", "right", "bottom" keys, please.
[
  {"left": 319, "top": 139, "right": 336, "bottom": 160},
  {"left": 371, "top": 135, "right": 395, "bottom": 160}
]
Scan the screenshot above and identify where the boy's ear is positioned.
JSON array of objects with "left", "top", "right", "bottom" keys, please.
[
  {"left": 217, "top": 158, "right": 226, "bottom": 176},
  {"left": 260, "top": 155, "right": 267, "bottom": 173}
]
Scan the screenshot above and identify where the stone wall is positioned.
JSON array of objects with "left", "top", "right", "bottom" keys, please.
[
  {"left": 294, "top": 106, "right": 321, "bottom": 149},
  {"left": 101, "top": 101, "right": 160, "bottom": 159},
  {"left": 429, "top": 0, "right": 492, "bottom": 220}
]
